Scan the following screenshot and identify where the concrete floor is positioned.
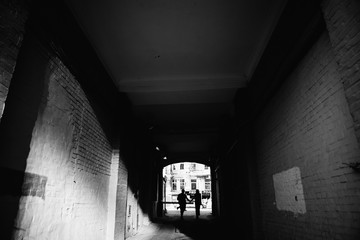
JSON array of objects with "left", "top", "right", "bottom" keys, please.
[{"left": 126, "top": 209, "right": 242, "bottom": 240}]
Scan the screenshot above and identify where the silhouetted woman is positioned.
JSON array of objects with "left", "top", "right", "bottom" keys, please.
[{"left": 193, "top": 189, "right": 202, "bottom": 219}]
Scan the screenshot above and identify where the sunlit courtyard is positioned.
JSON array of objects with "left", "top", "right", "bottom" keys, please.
[{"left": 162, "top": 162, "right": 212, "bottom": 214}]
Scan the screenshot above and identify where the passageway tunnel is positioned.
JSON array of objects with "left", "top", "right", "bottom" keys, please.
[{"left": 0, "top": 0, "right": 360, "bottom": 239}]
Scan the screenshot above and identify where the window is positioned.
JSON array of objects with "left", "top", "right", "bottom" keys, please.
[
  {"left": 180, "top": 163, "right": 184, "bottom": 170},
  {"left": 190, "top": 163, "right": 196, "bottom": 171},
  {"left": 172, "top": 179, "right": 177, "bottom": 191},
  {"left": 173, "top": 164, "right": 176, "bottom": 170},
  {"left": 180, "top": 179, "right": 185, "bottom": 190},
  {"left": 191, "top": 179, "right": 197, "bottom": 190},
  {"left": 205, "top": 179, "right": 211, "bottom": 190},
  {"left": 205, "top": 165, "right": 209, "bottom": 169}
]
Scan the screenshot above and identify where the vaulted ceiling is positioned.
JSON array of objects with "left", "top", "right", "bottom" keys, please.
[{"left": 65, "top": 0, "right": 287, "bottom": 164}]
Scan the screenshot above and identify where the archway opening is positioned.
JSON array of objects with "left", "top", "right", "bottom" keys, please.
[{"left": 162, "top": 162, "right": 212, "bottom": 219}]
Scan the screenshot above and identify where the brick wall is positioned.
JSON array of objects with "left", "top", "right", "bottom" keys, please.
[
  {"left": 322, "top": 0, "right": 360, "bottom": 146},
  {"left": 13, "top": 56, "right": 114, "bottom": 240},
  {"left": 0, "top": 0, "right": 27, "bottom": 120},
  {"left": 254, "top": 33, "right": 360, "bottom": 239}
]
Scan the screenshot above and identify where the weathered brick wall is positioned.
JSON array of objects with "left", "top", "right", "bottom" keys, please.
[
  {"left": 0, "top": 0, "right": 27, "bottom": 120},
  {"left": 13, "top": 56, "right": 113, "bottom": 240},
  {"left": 322, "top": 0, "right": 360, "bottom": 146},
  {"left": 255, "top": 33, "right": 360, "bottom": 239}
]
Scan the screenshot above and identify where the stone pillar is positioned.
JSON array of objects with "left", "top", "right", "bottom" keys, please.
[
  {"left": 106, "top": 150, "right": 120, "bottom": 240},
  {"left": 114, "top": 155, "right": 128, "bottom": 240}
]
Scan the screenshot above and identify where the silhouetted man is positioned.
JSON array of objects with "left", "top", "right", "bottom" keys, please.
[
  {"left": 177, "top": 189, "right": 190, "bottom": 220},
  {"left": 193, "top": 189, "right": 202, "bottom": 219}
]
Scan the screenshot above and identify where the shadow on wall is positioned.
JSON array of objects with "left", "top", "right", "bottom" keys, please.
[
  {"left": 0, "top": 28, "right": 50, "bottom": 239},
  {"left": 0, "top": 168, "right": 25, "bottom": 240},
  {"left": 0, "top": 1, "right": 158, "bottom": 240},
  {"left": 123, "top": 126, "right": 161, "bottom": 215}
]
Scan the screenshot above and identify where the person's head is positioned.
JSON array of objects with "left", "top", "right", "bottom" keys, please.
[
  {"left": 196, "top": 189, "right": 200, "bottom": 194},
  {"left": 181, "top": 189, "right": 185, "bottom": 193}
]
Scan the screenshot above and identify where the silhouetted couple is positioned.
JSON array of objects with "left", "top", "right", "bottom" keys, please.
[{"left": 177, "top": 189, "right": 202, "bottom": 220}]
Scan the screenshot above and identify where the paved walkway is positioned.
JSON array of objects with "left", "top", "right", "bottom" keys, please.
[
  {"left": 126, "top": 209, "right": 235, "bottom": 240},
  {"left": 125, "top": 222, "right": 193, "bottom": 240}
]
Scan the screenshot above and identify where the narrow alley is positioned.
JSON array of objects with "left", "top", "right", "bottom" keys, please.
[{"left": 1, "top": 0, "right": 360, "bottom": 240}]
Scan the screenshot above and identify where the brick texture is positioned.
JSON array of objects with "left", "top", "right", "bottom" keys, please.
[
  {"left": 13, "top": 56, "right": 113, "bottom": 240},
  {"left": 0, "top": 0, "right": 27, "bottom": 120},
  {"left": 255, "top": 33, "right": 360, "bottom": 239},
  {"left": 322, "top": 0, "right": 360, "bottom": 146}
]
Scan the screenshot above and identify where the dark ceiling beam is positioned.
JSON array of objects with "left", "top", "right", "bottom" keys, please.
[
  {"left": 117, "top": 76, "right": 247, "bottom": 93},
  {"left": 160, "top": 153, "right": 212, "bottom": 168},
  {"left": 152, "top": 128, "right": 218, "bottom": 136}
]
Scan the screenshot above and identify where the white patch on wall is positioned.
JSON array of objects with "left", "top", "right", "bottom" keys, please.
[{"left": 273, "top": 167, "right": 306, "bottom": 214}]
